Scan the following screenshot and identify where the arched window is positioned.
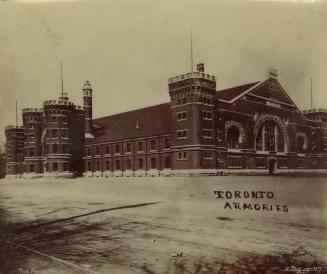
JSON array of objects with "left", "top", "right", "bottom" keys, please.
[
  {"left": 256, "top": 120, "right": 284, "bottom": 152},
  {"left": 227, "top": 126, "right": 241, "bottom": 149}
]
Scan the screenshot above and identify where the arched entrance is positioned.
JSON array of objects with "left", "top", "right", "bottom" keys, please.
[
  {"left": 268, "top": 158, "right": 277, "bottom": 174},
  {"left": 254, "top": 115, "right": 290, "bottom": 153}
]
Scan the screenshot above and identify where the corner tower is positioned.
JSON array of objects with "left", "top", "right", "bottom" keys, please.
[
  {"left": 83, "top": 81, "right": 94, "bottom": 139},
  {"left": 169, "top": 63, "right": 217, "bottom": 172}
]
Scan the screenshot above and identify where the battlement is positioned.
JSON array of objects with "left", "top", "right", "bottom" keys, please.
[
  {"left": 43, "top": 100, "right": 74, "bottom": 107},
  {"left": 22, "top": 108, "right": 42, "bottom": 114},
  {"left": 168, "top": 71, "right": 216, "bottom": 84},
  {"left": 5, "top": 125, "right": 24, "bottom": 131},
  {"left": 302, "top": 108, "right": 327, "bottom": 114},
  {"left": 43, "top": 100, "right": 84, "bottom": 110}
]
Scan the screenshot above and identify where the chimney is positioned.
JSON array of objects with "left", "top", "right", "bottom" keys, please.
[{"left": 197, "top": 63, "right": 205, "bottom": 72}]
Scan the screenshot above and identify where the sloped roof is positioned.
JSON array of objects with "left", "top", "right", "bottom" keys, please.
[
  {"left": 89, "top": 102, "right": 172, "bottom": 144},
  {"left": 249, "top": 78, "right": 294, "bottom": 105},
  {"left": 216, "top": 82, "right": 259, "bottom": 101}
]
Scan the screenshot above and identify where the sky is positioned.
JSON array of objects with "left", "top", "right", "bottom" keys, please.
[{"left": 0, "top": 0, "right": 327, "bottom": 142}]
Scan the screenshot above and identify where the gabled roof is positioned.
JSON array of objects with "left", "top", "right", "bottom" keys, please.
[
  {"left": 216, "top": 82, "right": 259, "bottom": 101},
  {"left": 89, "top": 102, "right": 171, "bottom": 144},
  {"left": 216, "top": 77, "right": 309, "bottom": 121},
  {"left": 216, "top": 78, "right": 297, "bottom": 107},
  {"left": 249, "top": 78, "right": 295, "bottom": 105}
]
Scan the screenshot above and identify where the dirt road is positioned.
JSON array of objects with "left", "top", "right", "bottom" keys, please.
[{"left": 0, "top": 176, "right": 326, "bottom": 273}]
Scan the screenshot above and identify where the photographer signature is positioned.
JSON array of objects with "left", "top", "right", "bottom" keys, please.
[{"left": 284, "top": 265, "right": 323, "bottom": 273}]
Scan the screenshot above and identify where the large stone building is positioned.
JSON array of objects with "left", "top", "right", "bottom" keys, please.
[{"left": 4, "top": 64, "right": 327, "bottom": 178}]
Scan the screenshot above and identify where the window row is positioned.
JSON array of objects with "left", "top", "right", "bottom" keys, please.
[
  {"left": 45, "top": 144, "right": 70, "bottom": 154},
  {"left": 226, "top": 156, "right": 243, "bottom": 168},
  {"left": 88, "top": 139, "right": 171, "bottom": 156},
  {"left": 46, "top": 129, "right": 68, "bottom": 138},
  {"left": 45, "top": 116, "right": 68, "bottom": 123},
  {"left": 45, "top": 162, "right": 70, "bottom": 172},
  {"left": 177, "top": 98, "right": 187, "bottom": 105},
  {"left": 87, "top": 157, "right": 171, "bottom": 171},
  {"left": 23, "top": 117, "right": 41, "bottom": 123}
]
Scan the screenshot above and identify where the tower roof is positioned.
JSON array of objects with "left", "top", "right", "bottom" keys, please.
[{"left": 83, "top": 80, "right": 92, "bottom": 90}]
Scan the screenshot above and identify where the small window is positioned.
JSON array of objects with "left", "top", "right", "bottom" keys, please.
[
  {"left": 126, "top": 143, "right": 131, "bottom": 153},
  {"left": 96, "top": 161, "right": 101, "bottom": 171},
  {"left": 177, "top": 111, "right": 187, "bottom": 121},
  {"left": 116, "top": 159, "right": 120, "bottom": 170},
  {"left": 203, "top": 97, "right": 212, "bottom": 105},
  {"left": 62, "top": 144, "right": 67, "bottom": 154},
  {"left": 53, "top": 162, "right": 58, "bottom": 171},
  {"left": 151, "top": 158, "right": 157, "bottom": 169},
  {"left": 53, "top": 144, "right": 58, "bottom": 154},
  {"left": 164, "top": 157, "right": 170, "bottom": 168},
  {"left": 30, "top": 164, "right": 34, "bottom": 172},
  {"left": 138, "top": 158, "right": 144, "bottom": 169},
  {"left": 203, "top": 129, "right": 213, "bottom": 139},
  {"left": 96, "top": 146, "right": 100, "bottom": 155},
  {"left": 53, "top": 129, "right": 58, "bottom": 138},
  {"left": 150, "top": 140, "right": 156, "bottom": 151},
  {"left": 178, "top": 152, "right": 187, "bottom": 160},
  {"left": 177, "top": 130, "right": 188, "bottom": 139},
  {"left": 202, "top": 111, "right": 212, "bottom": 120},
  {"left": 105, "top": 146, "right": 110, "bottom": 154},
  {"left": 164, "top": 139, "right": 170, "bottom": 149},
  {"left": 127, "top": 159, "right": 132, "bottom": 170},
  {"left": 204, "top": 151, "right": 213, "bottom": 160},
  {"left": 138, "top": 142, "right": 143, "bottom": 152},
  {"left": 105, "top": 160, "right": 110, "bottom": 170},
  {"left": 87, "top": 147, "right": 91, "bottom": 156},
  {"left": 115, "top": 144, "right": 120, "bottom": 154},
  {"left": 87, "top": 162, "right": 91, "bottom": 171}
]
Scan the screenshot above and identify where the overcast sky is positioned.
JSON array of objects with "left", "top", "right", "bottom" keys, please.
[{"left": 0, "top": 0, "right": 327, "bottom": 142}]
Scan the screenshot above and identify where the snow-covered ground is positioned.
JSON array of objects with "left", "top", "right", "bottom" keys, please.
[{"left": 0, "top": 176, "right": 326, "bottom": 274}]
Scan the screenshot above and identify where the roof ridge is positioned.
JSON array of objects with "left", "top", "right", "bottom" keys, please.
[{"left": 217, "top": 81, "right": 259, "bottom": 93}]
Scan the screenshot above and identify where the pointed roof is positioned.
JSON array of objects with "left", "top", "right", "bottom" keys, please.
[
  {"left": 216, "top": 82, "right": 259, "bottom": 101},
  {"left": 249, "top": 78, "right": 295, "bottom": 105},
  {"left": 216, "top": 78, "right": 298, "bottom": 108}
]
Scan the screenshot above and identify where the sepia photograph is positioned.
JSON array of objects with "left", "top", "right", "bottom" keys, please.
[{"left": 0, "top": 0, "right": 326, "bottom": 273}]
